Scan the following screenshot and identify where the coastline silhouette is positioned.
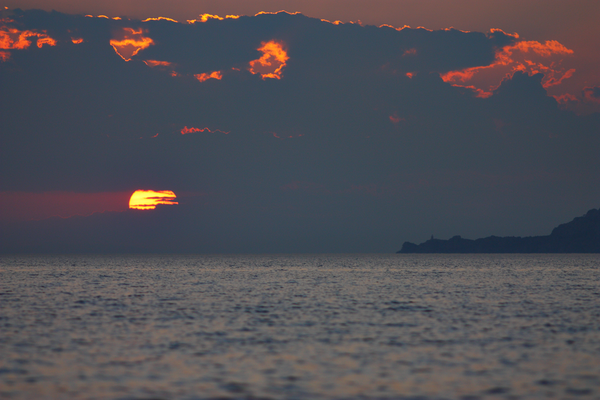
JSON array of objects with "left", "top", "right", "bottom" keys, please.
[{"left": 399, "top": 208, "right": 600, "bottom": 253}]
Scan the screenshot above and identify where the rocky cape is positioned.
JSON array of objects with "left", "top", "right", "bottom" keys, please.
[{"left": 398, "top": 208, "right": 600, "bottom": 253}]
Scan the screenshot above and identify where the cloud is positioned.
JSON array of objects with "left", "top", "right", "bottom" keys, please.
[
  {"left": 553, "top": 93, "right": 578, "bottom": 106},
  {"left": 583, "top": 86, "right": 600, "bottom": 103},
  {"left": 142, "top": 17, "right": 178, "bottom": 23},
  {"left": 144, "top": 59, "right": 172, "bottom": 67},
  {"left": 194, "top": 70, "right": 223, "bottom": 82},
  {"left": 248, "top": 40, "right": 289, "bottom": 79},
  {"left": 1, "top": 9, "right": 599, "bottom": 252},
  {"left": 187, "top": 13, "right": 240, "bottom": 23},
  {"left": 0, "top": 23, "right": 56, "bottom": 61},
  {"left": 109, "top": 27, "right": 154, "bottom": 61},
  {"left": 440, "top": 39, "right": 576, "bottom": 97},
  {"left": 180, "top": 126, "right": 229, "bottom": 135}
]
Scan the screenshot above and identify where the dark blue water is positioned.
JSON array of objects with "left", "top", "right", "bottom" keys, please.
[{"left": 1, "top": 254, "right": 599, "bottom": 399}]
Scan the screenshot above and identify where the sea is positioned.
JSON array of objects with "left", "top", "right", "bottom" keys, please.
[{"left": 1, "top": 254, "right": 599, "bottom": 400}]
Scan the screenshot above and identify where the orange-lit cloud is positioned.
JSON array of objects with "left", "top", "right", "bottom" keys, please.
[
  {"left": 553, "top": 93, "right": 578, "bottom": 105},
  {"left": 489, "top": 28, "right": 519, "bottom": 39},
  {"left": 248, "top": 40, "right": 289, "bottom": 80},
  {"left": 256, "top": 11, "right": 301, "bottom": 16},
  {"left": 347, "top": 20, "right": 365, "bottom": 26},
  {"left": 83, "top": 14, "right": 120, "bottom": 19},
  {"left": 129, "top": 190, "right": 178, "bottom": 210},
  {"left": 143, "top": 59, "right": 172, "bottom": 68},
  {"left": 376, "top": 23, "right": 412, "bottom": 31},
  {"left": 511, "top": 40, "right": 571, "bottom": 57},
  {"left": 36, "top": 37, "right": 56, "bottom": 48},
  {"left": 0, "top": 26, "right": 56, "bottom": 55},
  {"left": 142, "top": 17, "right": 178, "bottom": 23},
  {"left": 440, "top": 38, "right": 575, "bottom": 98},
  {"left": 321, "top": 19, "right": 344, "bottom": 25},
  {"left": 194, "top": 71, "right": 223, "bottom": 82},
  {"left": 583, "top": 86, "right": 600, "bottom": 103},
  {"left": 142, "top": 59, "right": 179, "bottom": 76},
  {"left": 181, "top": 126, "right": 229, "bottom": 135},
  {"left": 71, "top": 37, "right": 83, "bottom": 44},
  {"left": 110, "top": 27, "right": 154, "bottom": 61},
  {"left": 187, "top": 13, "right": 239, "bottom": 23}
]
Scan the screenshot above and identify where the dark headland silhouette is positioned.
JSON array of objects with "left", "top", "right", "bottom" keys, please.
[{"left": 398, "top": 208, "right": 600, "bottom": 253}]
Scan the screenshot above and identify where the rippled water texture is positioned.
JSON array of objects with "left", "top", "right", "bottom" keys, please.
[{"left": 1, "top": 254, "right": 599, "bottom": 399}]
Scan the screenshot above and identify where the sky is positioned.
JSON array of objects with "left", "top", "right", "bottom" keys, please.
[{"left": 1, "top": 1, "right": 599, "bottom": 253}]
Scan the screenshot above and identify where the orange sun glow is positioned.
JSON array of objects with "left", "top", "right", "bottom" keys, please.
[{"left": 129, "top": 190, "right": 178, "bottom": 210}]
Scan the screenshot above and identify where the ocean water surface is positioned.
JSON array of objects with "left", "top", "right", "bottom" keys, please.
[{"left": 0, "top": 254, "right": 599, "bottom": 399}]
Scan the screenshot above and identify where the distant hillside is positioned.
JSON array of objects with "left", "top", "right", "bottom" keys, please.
[{"left": 398, "top": 208, "right": 600, "bottom": 253}]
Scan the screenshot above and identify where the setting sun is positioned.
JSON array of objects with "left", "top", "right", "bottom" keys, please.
[{"left": 129, "top": 190, "right": 178, "bottom": 210}]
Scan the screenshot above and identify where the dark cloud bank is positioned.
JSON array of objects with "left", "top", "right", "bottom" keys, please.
[{"left": 1, "top": 9, "right": 599, "bottom": 253}]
